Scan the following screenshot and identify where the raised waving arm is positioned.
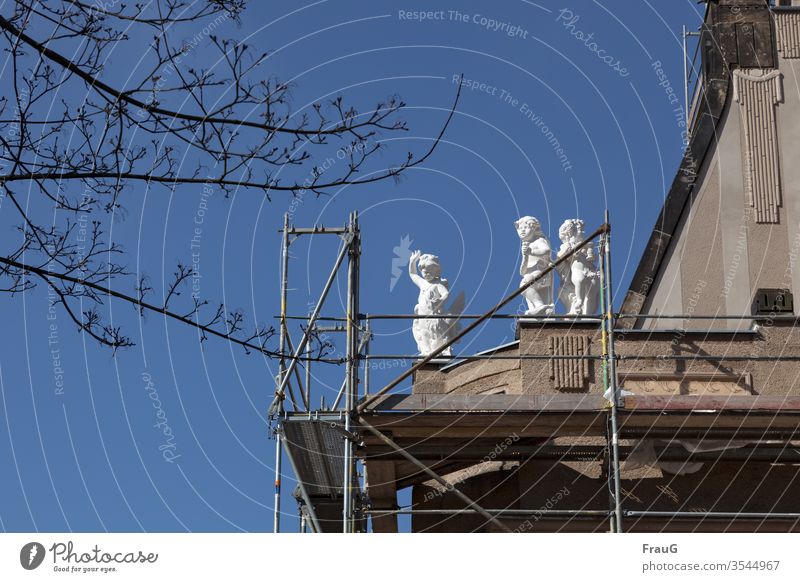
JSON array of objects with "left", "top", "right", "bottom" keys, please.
[{"left": 408, "top": 250, "right": 425, "bottom": 289}]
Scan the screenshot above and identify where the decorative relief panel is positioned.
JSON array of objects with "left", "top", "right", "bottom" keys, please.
[
  {"left": 776, "top": 10, "right": 800, "bottom": 58},
  {"left": 733, "top": 69, "right": 783, "bottom": 224},
  {"left": 620, "top": 372, "right": 752, "bottom": 396},
  {"left": 548, "top": 335, "right": 589, "bottom": 391}
]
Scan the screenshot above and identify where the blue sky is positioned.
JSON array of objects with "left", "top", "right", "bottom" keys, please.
[{"left": 0, "top": 0, "right": 705, "bottom": 532}]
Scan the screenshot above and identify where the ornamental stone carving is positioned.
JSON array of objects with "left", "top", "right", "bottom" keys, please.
[{"left": 733, "top": 68, "right": 783, "bottom": 223}]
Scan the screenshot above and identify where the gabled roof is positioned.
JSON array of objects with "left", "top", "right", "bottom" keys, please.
[{"left": 619, "top": 0, "right": 777, "bottom": 326}]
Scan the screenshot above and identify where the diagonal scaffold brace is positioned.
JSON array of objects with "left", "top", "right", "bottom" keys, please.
[{"left": 268, "top": 228, "right": 355, "bottom": 417}]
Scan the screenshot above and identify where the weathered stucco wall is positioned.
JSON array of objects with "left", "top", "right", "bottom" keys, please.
[
  {"left": 640, "top": 24, "right": 800, "bottom": 327},
  {"left": 412, "top": 457, "right": 800, "bottom": 532}
]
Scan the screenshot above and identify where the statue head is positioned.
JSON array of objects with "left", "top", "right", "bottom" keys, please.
[
  {"left": 515, "top": 216, "right": 542, "bottom": 242},
  {"left": 558, "top": 218, "right": 585, "bottom": 242},
  {"left": 418, "top": 253, "right": 442, "bottom": 282}
]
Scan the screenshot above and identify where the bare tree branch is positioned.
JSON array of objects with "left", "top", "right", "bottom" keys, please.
[
  {"left": 0, "top": 254, "right": 306, "bottom": 358},
  {"left": 0, "top": 13, "right": 408, "bottom": 137},
  {"left": 0, "top": 0, "right": 459, "bottom": 356}
]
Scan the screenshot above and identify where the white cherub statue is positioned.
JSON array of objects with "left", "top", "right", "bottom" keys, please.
[
  {"left": 408, "top": 250, "right": 464, "bottom": 356},
  {"left": 515, "top": 216, "right": 555, "bottom": 316},
  {"left": 557, "top": 218, "right": 600, "bottom": 315}
]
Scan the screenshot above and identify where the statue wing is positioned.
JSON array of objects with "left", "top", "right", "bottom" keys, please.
[
  {"left": 447, "top": 291, "right": 466, "bottom": 316},
  {"left": 443, "top": 291, "right": 466, "bottom": 345},
  {"left": 557, "top": 262, "right": 576, "bottom": 309}
]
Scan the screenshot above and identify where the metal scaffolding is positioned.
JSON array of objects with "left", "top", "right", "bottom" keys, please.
[{"left": 270, "top": 213, "right": 800, "bottom": 533}]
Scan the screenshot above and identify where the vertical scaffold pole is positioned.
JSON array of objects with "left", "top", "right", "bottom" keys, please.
[
  {"left": 273, "top": 430, "right": 283, "bottom": 533},
  {"left": 305, "top": 337, "right": 311, "bottom": 411},
  {"left": 602, "top": 211, "right": 623, "bottom": 533},
  {"left": 343, "top": 212, "right": 361, "bottom": 532},
  {"left": 274, "top": 213, "right": 290, "bottom": 533},
  {"left": 363, "top": 318, "right": 371, "bottom": 397},
  {"left": 598, "top": 231, "right": 611, "bottom": 530}
]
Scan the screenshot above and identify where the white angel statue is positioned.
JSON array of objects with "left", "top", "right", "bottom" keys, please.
[
  {"left": 556, "top": 219, "right": 600, "bottom": 315},
  {"left": 408, "top": 251, "right": 464, "bottom": 356},
  {"left": 515, "top": 216, "right": 555, "bottom": 316}
]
